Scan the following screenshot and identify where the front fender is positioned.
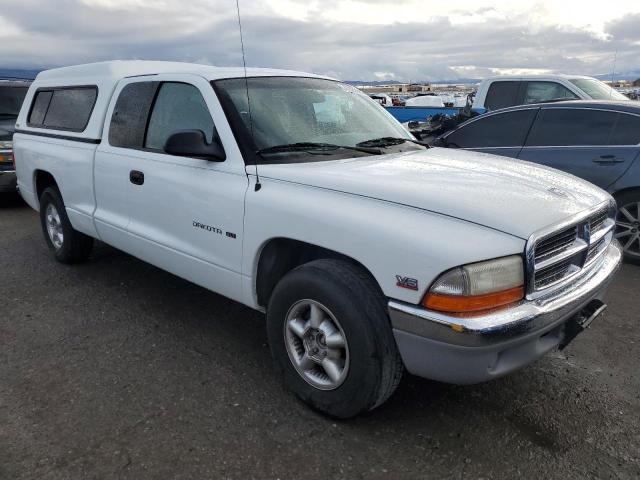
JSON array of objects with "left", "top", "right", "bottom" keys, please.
[{"left": 242, "top": 178, "right": 525, "bottom": 308}]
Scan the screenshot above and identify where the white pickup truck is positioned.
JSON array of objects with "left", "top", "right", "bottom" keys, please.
[
  {"left": 473, "top": 74, "right": 629, "bottom": 112},
  {"left": 14, "top": 61, "right": 622, "bottom": 418}
]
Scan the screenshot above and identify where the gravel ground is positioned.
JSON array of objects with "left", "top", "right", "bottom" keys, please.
[{"left": 1, "top": 194, "right": 639, "bottom": 480}]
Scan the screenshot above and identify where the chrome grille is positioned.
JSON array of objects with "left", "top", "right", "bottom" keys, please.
[
  {"left": 589, "top": 209, "right": 608, "bottom": 234},
  {"left": 527, "top": 202, "right": 615, "bottom": 297},
  {"left": 586, "top": 236, "right": 606, "bottom": 264},
  {"left": 534, "top": 258, "right": 576, "bottom": 289},
  {"left": 534, "top": 225, "right": 577, "bottom": 261}
]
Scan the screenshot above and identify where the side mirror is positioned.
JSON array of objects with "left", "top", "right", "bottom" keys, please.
[
  {"left": 432, "top": 136, "right": 447, "bottom": 147},
  {"left": 164, "top": 130, "right": 226, "bottom": 161}
]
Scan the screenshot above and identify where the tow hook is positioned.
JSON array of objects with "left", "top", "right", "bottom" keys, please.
[{"left": 559, "top": 299, "right": 607, "bottom": 350}]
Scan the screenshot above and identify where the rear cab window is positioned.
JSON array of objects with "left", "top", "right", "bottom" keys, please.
[
  {"left": 108, "top": 82, "right": 159, "bottom": 149},
  {"left": 28, "top": 86, "right": 98, "bottom": 132}
]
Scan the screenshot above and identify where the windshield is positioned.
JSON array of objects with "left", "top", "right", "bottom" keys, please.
[
  {"left": 0, "top": 86, "right": 28, "bottom": 116},
  {"left": 214, "top": 77, "right": 415, "bottom": 162},
  {"left": 569, "top": 78, "right": 628, "bottom": 101}
]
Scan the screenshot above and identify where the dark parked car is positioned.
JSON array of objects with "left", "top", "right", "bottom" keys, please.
[
  {"left": 434, "top": 101, "right": 640, "bottom": 263},
  {"left": 0, "top": 79, "right": 31, "bottom": 195}
]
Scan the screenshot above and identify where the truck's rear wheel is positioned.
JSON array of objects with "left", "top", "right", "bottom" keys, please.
[
  {"left": 267, "top": 259, "right": 403, "bottom": 418},
  {"left": 39, "top": 187, "right": 93, "bottom": 264}
]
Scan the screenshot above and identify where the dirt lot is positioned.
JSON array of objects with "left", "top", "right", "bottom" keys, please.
[{"left": 1, "top": 194, "right": 639, "bottom": 480}]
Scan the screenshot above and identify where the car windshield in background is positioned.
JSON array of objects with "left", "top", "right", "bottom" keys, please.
[
  {"left": 569, "top": 78, "right": 629, "bottom": 101},
  {"left": 214, "top": 77, "right": 419, "bottom": 162},
  {"left": 0, "top": 86, "right": 28, "bottom": 116}
]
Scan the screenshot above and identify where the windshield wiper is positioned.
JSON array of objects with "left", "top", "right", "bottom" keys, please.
[
  {"left": 257, "top": 142, "right": 381, "bottom": 155},
  {"left": 356, "top": 137, "right": 429, "bottom": 148}
]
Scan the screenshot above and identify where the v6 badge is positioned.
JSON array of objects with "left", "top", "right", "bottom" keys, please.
[{"left": 396, "top": 275, "right": 418, "bottom": 291}]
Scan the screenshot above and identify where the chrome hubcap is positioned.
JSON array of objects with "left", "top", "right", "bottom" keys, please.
[
  {"left": 615, "top": 202, "right": 640, "bottom": 258},
  {"left": 45, "top": 203, "right": 64, "bottom": 250},
  {"left": 284, "top": 300, "right": 349, "bottom": 390}
]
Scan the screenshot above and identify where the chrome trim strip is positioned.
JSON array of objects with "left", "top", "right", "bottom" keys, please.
[
  {"left": 538, "top": 106, "right": 640, "bottom": 118},
  {"left": 534, "top": 239, "right": 587, "bottom": 271},
  {"left": 388, "top": 241, "right": 621, "bottom": 347},
  {"left": 589, "top": 219, "right": 615, "bottom": 244}
]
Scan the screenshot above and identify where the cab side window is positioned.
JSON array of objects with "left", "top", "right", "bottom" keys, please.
[
  {"left": 484, "top": 81, "right": 520, "bottom": 110},
  {"left": 145, "top": 83, "right": 214, "bottom": 151},
  {"left": 521, "top": 81, "right": 578, "bottom": 104}
]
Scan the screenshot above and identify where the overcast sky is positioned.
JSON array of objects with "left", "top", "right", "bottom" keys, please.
[{"left": 1, "top": 0, "right": 639, "bottom": 81}]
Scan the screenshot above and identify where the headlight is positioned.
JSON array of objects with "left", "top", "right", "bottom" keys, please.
[
  {"left": 422, "top": 255, "right": 524, "bottom": 314},
  {"left": 0, "top": 140, "right": 12, "bottom": 150}
]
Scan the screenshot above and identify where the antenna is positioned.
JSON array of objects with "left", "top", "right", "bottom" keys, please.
[
  {"left": 610, "top": 50, "right": 618, "bottom": 99},
  {"left": 235, "top": 0, "right": 261, "bottom": 191}
]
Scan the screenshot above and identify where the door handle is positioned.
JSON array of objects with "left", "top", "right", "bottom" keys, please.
[
  {"left": 592, "top": 155, "right": 624, "bottom": 164},
  {"left": 129, "top": 170, "right": 145, "bottom": 185}
]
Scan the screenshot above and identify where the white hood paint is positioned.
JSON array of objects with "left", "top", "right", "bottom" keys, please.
[{"left": 258, "top": 148, "right": 611, "bottom": 239}]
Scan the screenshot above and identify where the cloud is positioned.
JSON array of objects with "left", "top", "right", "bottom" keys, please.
[{"left": 0, "top": 0, "right": 638, "bottom": 81}]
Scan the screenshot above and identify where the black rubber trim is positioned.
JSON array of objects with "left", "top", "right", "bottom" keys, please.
[{"left": 14, "top": 129, "right": 101, "bottom": 144}]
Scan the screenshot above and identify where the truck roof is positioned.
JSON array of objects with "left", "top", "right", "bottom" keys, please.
[
  {"left": 34, "top": 60, "right": 330, "bottom": 85},
  {"left": 481, "top": 74, "right": 595, "bottom": 82},
  {"left": 18, "top": 61, "right": 334, "bottom": 141}
]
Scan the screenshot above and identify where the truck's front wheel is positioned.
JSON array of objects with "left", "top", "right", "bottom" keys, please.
[
  {"left": 267, "top": 259, "right": 403, "bottom": 418},
  {"left": 39, "top": 187, "right": 94, "bottom": 264}
]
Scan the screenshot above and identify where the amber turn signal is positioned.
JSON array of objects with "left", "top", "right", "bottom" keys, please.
[{"left": 423, "top": 286, "right": 525, "bottom": 313}]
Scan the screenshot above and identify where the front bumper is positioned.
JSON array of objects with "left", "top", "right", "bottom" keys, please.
[
  {"left": 388, "top": 241, "right": 622, "bottom": 384},
  {"left": 0, "top": 169, "right": 17, "bottom": 192}
]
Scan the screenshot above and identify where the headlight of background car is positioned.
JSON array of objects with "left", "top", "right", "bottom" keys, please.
[{"left": 422, "top": 255, "right": 524, "bottom": 314}]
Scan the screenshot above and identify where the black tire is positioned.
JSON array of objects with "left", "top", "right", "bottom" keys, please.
[
  {"left": 39, "top": 186, "right": 94, "bottom": 264},
  {"left": 267, "top": 259, "right": 404, "bottom": 418},
  {"left": 614, "top": 190, "right": 640, "bottom": 265}
]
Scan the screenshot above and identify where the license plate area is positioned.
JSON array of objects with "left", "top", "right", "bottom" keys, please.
[{"left": 558, "top": 299, "right": 607, "bottom": 350}]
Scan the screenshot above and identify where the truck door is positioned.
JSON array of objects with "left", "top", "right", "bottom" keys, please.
[
  {"left": 94, "top": 80, "right": 159, "bottom": 248},
  {"left": 518, "top": 107, "right": 639, "bottom": 190},
  {"left": 97, "top": 74, "right": 249, "bottom": 303}
]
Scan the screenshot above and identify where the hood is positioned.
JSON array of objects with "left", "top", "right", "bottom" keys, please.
[
  {"left": 257, "top": 148, "right": 611, "bottom": 239},
  {"left": 0, "top": 117, "right": 16, "bottom": 141}
]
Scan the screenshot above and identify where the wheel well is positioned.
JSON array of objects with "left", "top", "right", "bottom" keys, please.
[
  {"left": 255, "top": 238, "right": 382, "bottom": 307},
  {"left": 612, "top": 186, "right": 640, "bottom": 202},
  {"left": 34, "top": 170, "right": 58, "bottom": 203}
]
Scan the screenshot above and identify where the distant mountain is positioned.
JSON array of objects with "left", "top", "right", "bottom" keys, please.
[
  {"left": 593, "top": 71, "right": 640, "bottom": 82},
  {"left": 347, "top": 72, "right": 640, "bottom": 85},
  {"left": 0, "top": 68, "right": 41, "bottom": 80},
  {"left": 346, "top": 78, "right": 483, "bottom": 85}
]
